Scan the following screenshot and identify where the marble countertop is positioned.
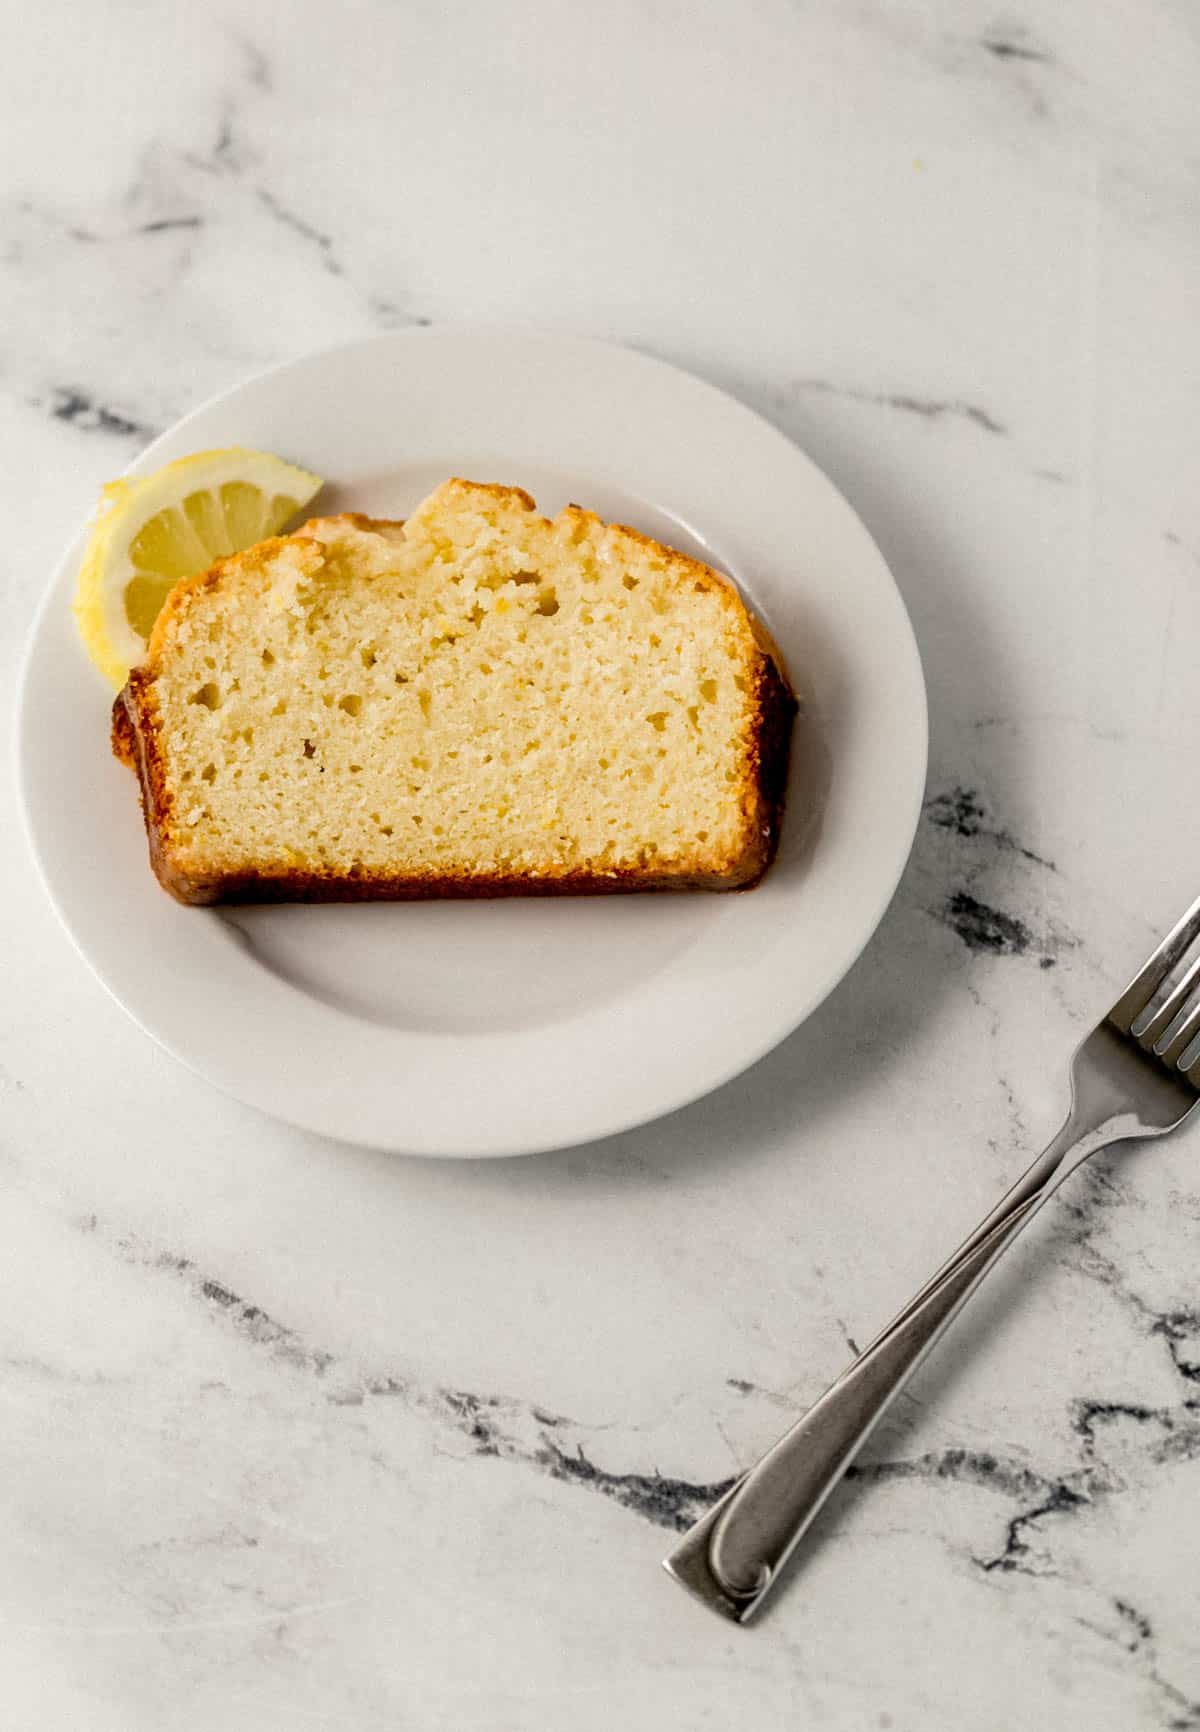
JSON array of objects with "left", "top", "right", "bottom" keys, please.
[{"left": 4, "top": 1, "right": 1200, "bottom": 1726}]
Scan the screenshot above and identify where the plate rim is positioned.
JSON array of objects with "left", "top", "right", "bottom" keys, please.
[{"left": 16, "top": 326, "right": 928, "bottom": 1157}]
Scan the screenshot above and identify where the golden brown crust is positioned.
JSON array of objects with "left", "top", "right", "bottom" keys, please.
[
  {"left": 116, "top": 670, "right": 181, "bottom": 893},
  {"left": 126, "top": 859, "right": 765, "bottom": 907},
  {"left": 113, "top": 491, "right": 796, "bottom": 906},
  {"left": 111, "top": 696, "right": 137, "bottom": 768},
  {"left": 442, "top": 478, "right": 538, "bottom": 514}
]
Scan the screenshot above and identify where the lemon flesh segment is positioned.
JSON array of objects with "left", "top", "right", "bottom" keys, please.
[
  {"left": 73, "top": 448, "right": 323, "bottom": 689},
  {"left": 123, "top": 574, "right": 180, "bottom": 642}
]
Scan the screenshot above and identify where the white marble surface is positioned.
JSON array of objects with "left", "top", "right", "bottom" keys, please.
[{"left": 4, "top": 1, "right": 1200, "bottom": 1725}]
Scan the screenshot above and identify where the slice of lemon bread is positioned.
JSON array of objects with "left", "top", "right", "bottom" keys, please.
[{"left": 113, "top": 479, "right": 795, "bottom": 904}]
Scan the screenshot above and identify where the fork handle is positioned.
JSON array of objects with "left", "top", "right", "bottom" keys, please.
[{"left": 663, "top": 1112, "right": 1120, "bottom": 1623}]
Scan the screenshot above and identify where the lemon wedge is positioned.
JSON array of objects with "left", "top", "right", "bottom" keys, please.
[{"left": 74, "top": 447, "right": 323, "bottom": 687}]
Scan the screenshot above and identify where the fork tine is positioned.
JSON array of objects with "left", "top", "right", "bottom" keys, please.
[
  {"left": 1159, "top": 993, "right": 1200, "bottom": 1068},
  {"left": 1107, "top": 888, "right": 1200, "bottom": 1034},
  {"left": 1134, "top": 950, "right": 1200, "bottom": 1050}
]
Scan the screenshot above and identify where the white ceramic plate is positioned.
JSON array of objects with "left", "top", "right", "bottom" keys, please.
[{"left": 18, "top": 329, "right": 926, "bottom": 1157}]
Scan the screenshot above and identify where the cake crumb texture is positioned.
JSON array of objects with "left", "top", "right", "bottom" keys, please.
[{"left": 114, "top": 479, "right": 795, "bottom": 903}]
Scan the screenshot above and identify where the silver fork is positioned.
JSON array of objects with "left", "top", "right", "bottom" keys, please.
[{"left": 664, "top": 891, "right": 1200, "bottom": 1623}]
